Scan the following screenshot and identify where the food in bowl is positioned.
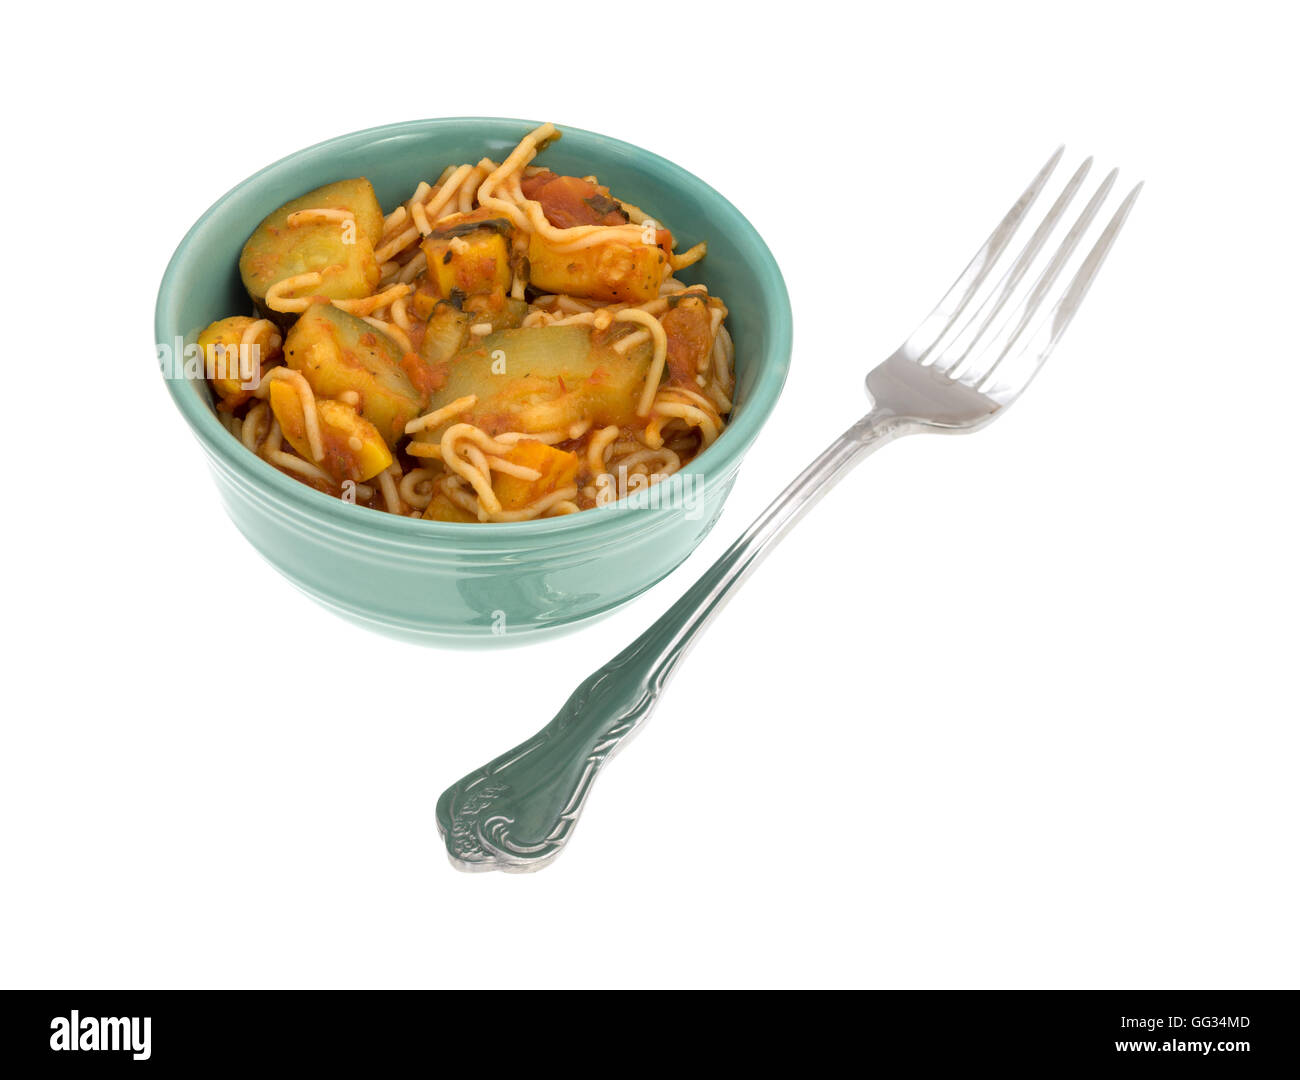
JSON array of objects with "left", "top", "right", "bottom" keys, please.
[
  {"left": 198, "top": 122, "right": 736, "bottom": 524},
  {"left": 157, "top": 117, "right": 791, "bottom": 645}
]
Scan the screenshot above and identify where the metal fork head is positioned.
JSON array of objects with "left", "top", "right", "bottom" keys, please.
[{"left": 866, "top": 149, "right": 1141, "bottom": 430}]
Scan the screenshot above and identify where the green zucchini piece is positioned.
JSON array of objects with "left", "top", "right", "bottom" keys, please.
[
  {"left": 426, "top": 325, "right": 651, "bottom": 437},
  {"left": 284, "top": 303, "right": 424, "bottom": 447},
  {"left": 239, "top": 179, "right": 385, "bottom": 320}
]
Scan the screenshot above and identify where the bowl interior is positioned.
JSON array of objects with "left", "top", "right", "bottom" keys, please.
[{"left": 158, "top": 117, "right": 791, "bottom": 534}]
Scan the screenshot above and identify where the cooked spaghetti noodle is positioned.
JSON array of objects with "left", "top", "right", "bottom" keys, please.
[{"left": 203, "top": 123, "right": 736, "bottom": 523}]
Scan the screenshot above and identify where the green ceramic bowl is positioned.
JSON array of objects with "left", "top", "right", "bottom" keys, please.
[{"left": 155, "top": 118, "right": 791, "bottom": 647}]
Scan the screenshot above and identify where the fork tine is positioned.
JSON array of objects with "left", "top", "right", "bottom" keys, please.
[
  {"left": 956, "top": 166, "right": 1119, "bottom": 388},
  {"left": 933, "top": 156, "right": 1093, "bottom": 377},
  {"left": 977, "top": 181, "right": 1144, "bottom": 403},
  {"left": 897, "top": 146, "right": 1064, "bottom": 365}
]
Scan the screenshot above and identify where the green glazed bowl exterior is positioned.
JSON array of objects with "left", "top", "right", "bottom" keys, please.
[{"left": 155, "top": 117, "right": 791, "bottom": 647}]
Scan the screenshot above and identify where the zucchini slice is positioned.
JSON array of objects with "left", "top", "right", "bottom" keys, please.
[
  {"left": 239, "top": 179, "right": 384, "bottom": 320},
  {"left": 283, "top": 303, "right": 424, "bottom": 448}
]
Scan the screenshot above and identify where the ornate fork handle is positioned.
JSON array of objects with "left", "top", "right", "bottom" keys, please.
[{"left": 436, "top": 410, "right": 912, "bottom": 871}]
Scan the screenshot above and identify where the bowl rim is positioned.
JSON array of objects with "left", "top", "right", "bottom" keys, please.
[{"left": 155, "top": 115, "right": 792, "bottom": 539}]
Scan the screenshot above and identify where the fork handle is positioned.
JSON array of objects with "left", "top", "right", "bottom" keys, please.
[{"left": 436, "top": 408, "right": 912, "bottom": 871}]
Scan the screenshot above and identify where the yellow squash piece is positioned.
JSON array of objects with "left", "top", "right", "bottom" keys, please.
[
  {"left": 422, "top": 491, "right": 479, "bottom": 523},
  {"left": 492, "top": 440, "right": 581, "bottom": 511},
  {"left": 197, "top": 316, "right": 281, "bottom": 408},
  {"left": 527, "top": 233, "right": 667, "bottom": 304},
  {"left": 410, "top": 273, "right": 444, "bottom": 322},
  {"left": 284, "top": 303, "right": 425, "bottom": 447},
  {"left": 239, "top": 178, "right": 385, "bottom": 319},
  {"left": 420, "top": 211, "right": 514, "bottom": 301},
  {"left": 268, "top": 381, "right": 393, "bottom": 483}
]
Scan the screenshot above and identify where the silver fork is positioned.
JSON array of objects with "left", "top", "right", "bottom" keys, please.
[{"left": 436, "top": 149, "right": 1142, "bottom": 872}]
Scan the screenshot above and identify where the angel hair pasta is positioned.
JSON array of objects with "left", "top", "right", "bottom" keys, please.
[{"left": 198, "top": 122, "right": 735, "bottom": 523}]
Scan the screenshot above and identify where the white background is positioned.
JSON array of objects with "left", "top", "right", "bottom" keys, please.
[{"left": 2, "top": 1, "right": 1296, "bottom": 989}]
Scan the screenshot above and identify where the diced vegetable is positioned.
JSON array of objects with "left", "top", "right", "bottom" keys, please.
[
  {"left": 407, "top": 297, "right": 530, "bottom": 400},
  {"left": 420, "top": 301, "right": 471, "bottom": 366},
  {"left": 463, "top": 296, "right": 529, "bottom": 333},
  {"left": 410, "top": 273, "right": 443, "bottom": 321},
  {"left": 661, "top": 294, "right": 716, "bottom": 387},
  {"left": 239, "top": 178, "right": 384, "bottom": 319},
  {"left": 492, "top": 440, "right": 580, "bottom": 511},
  {"left": 420, "top": 210, "right": 514, "bottom": 300},
  {"left": 423, "top": 491, "right": 478, "bottom": 522},
  {"left": 267, "top": 380, "right": 393, "bottom": 483},
  {"left": 404, "top": 300, "right": 470, "bottom": 396},
  {"left": 519, "top": 172, "right": 630, "bottom": 228},
  {"left": 284, "top": 303, "right": 424, "bottom": 447},
  {"left": 197, "top": 316, "right": 280, "bottom": 408},
  {"left": 527, "top": 232, "right": 667, "bottom": 304},
  {"left": 425, "top": 325, "right": 651, "bottom": 436}
]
